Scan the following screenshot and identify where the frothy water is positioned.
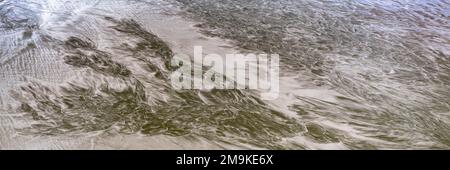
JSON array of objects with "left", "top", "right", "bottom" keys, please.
[{"left": 0, "top": 0, "right": 449, "bottom": 149}]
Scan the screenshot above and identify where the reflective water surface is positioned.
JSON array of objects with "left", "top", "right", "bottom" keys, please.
[{"left": 0, "top": 0, "right": 449, "bottom": 149}]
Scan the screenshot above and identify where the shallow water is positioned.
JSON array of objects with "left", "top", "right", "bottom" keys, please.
[{"left": 0, "top": 0, "right": 449, "bottom": 149}]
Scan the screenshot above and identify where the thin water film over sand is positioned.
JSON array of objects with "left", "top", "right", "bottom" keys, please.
[{"left": 0, "top": 0, "right": 449, "bottom": 149}]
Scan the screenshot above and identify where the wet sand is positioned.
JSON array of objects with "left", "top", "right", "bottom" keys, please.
[{"left": 0, "top": 0, "right": 449, "bottom": 149}]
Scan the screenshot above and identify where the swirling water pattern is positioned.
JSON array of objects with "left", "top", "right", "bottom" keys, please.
[{"left": 0, "top": 0, "right": 449, "bottom": 149}]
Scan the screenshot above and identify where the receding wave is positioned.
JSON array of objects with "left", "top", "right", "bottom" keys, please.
[{"left": 0, "top": 0, "right": 449, "bottom": 149}]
